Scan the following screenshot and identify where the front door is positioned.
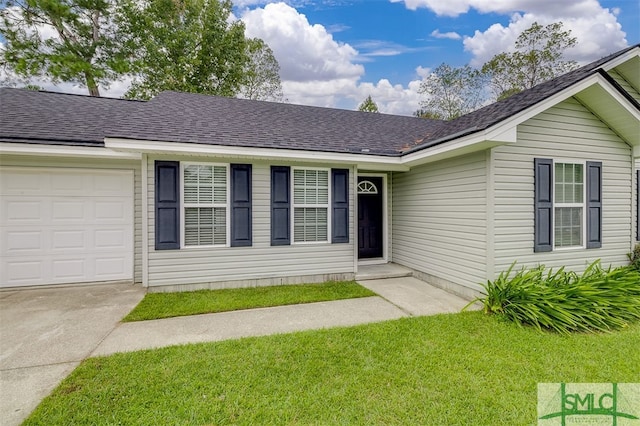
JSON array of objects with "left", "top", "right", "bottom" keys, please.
[{"left": 358, "top": 176, "right": 383, "bottom": 259}]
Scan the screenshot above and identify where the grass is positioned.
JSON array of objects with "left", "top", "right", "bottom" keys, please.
[
  {"left": 123, "top": 280, "right": 375, "bottom": 321},
  {"left": 25, "top": 311, "right": 640, "bottom": 425}
]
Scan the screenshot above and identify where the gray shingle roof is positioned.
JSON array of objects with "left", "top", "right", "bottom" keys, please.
[
  {"left": 1, "top": 43, "right": 636, "bottom": 156},
  {"left": 0, "top": 88, "right": 143, "bottom": 146},
  {"left": 107, "top": 91, "right": 445, "bottom": 155}
]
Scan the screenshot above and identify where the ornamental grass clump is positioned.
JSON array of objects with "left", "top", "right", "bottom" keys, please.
[
  {"left": 470, "top": 260, "right": 640, "bottom": 334},
  {"left": 629, "top": 243, "right": 640, "bottom": 271}
]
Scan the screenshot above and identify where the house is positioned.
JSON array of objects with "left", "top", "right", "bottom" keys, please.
[{"left": 1, "top": 44, "right": 638, "bottom": 297}]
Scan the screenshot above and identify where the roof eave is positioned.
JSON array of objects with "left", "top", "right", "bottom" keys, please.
[
  {"left": 103, "top": 138, "right": 410, "bottom": 171},
  {"left": 0, "top": 142, "right": 141, "bottom": 160}
]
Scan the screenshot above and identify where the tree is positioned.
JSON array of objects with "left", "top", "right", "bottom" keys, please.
[
  {"left": 239, "top": 38, "right": 283, "bottom": 102},
  {"left": 0, "top": 0, "right": 132, "bottom": 96},
  {"left": 482, "top": 22, "right": 578, "bottom": 100},
  {"left": 417, "top": 63, "right": 485, "bottom": 120},
  {"left": 357, "top": 95, "right": 379, "bottom": 113},
  {"left": 413, "top": 108, "right": 443, "bottom": 120},
  {"left": 119, "top": 0, "right": 249, "bottom": 100}
]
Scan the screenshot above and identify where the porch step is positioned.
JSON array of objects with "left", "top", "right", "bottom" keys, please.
[{"left": 356, "top": 263, "right": 413, "bottom": 281}]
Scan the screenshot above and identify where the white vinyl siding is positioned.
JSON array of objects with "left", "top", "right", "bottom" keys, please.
[
  {"left": 147, "top": 158, "right": 355, "bottom": 287},
  {"left": 292, "top": 168, "right": 329, "bottom": 243},
  {"left": 632, "top": 160, "right": 640, "bottom": 242},
  {"left": 182, "top": 164, "right": 228, "bottom": 247},
  {"left": 492, "top": 97, "right": 633, "bottom": 276},
  {"left": 0, "top": 155, "right": 142, "bottom": 284},
  {"left": 392, "top": 152, "right": 487, "bottom": 291}
]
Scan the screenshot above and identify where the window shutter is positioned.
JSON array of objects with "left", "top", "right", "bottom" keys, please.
[
  {"left": 534, "top": 158, "right": 553, "bottom": 252},
  {"left": 586, "top": 161, "right": 602, "bottom": 249},
  {"left": 332, "top": 169, "right": 349, "bottom": 243},
  {"left": 230, "top": 164, "right": 252, "bottom": 247},
  {"left": 637, "top": 170, "right": 640, "bottom": 242},
  {"left": 271, "top": 166, "right": 290, "bottom": 245},
  {"left": 155, "top": 161, "right": 180, "bottom": 250}
]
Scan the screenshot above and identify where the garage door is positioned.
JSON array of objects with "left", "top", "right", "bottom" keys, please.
[{"left": 1, "top": 167, "right": 134, "bottom": 288}]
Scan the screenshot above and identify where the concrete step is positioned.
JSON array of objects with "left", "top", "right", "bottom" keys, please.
[{"left": 356, "top": 263, "right": 413, "bottom": 281}]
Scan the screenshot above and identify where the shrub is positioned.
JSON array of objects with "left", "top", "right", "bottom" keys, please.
[
  {"left": 629, "top": 243, "right": 640, "bottom": 271},
  {"left": 468, "top": 260, "right": 640, "bottom": 334}
]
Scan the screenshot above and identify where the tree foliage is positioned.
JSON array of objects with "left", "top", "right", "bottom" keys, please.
[
  {"left": 482, "top": 21, "right": 578, "bottom": 100},
  {"left": 0, "top": 0, "right": 132, "bottom": 96},
  {"left": 413, "top": 108, "right": 443, "bottom": 120},
  {"left": 357, "top": 94, "right": 379, "bottom": 113},
  {"left": 417, "top": 63, "right": 485, "bottom": 120},
  {"left": 119, "top": 0, "right": 248, "bottom": 100},
  {"left": 239, "top": 38, "right": 283, "bottom": 102}
]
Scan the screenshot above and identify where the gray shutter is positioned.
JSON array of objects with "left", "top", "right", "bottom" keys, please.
[
  {"left": 230, "top": 164, "right": 252, "bottom": 247},
  {"left": 534, "top": 158, "right": 553, "bottom": 252},
  {"left": 332, "top": 169, "right": 349, "bottom": 243},
  {"left": 586, "top": 161, "right": 602, "bottom": 249},
  {"left": 637, "top": 170, "right": 640, "bottom": 242},
  {"left": 155, "top": 161, "right": 180, "bottom": 250},
  {"left": 271, "top": 166, "right": 290, "bottom": 245}
]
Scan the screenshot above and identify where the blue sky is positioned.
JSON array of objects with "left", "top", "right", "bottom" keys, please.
[{"left": 238, "top": 0, "right": 640, "bottom": 114}]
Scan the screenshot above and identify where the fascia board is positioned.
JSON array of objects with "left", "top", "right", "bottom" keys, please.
[
  {"left": 601, "top": 47, "right": 640, "bottom": 71},
  {"left": 0, "top": 142, "right": 141, "bottom": 159},
  {"left": 104, "top": 138, "right": 410, "bottom": 171}
]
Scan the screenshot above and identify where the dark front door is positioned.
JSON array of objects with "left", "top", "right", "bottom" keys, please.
[{"left": 358, "top": 177, "right": 383, "bottom": 259}]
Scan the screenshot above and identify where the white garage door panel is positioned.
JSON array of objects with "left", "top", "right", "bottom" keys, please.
[
  {"left": 2, "top": 225, "right": 132, "bottom": 256},
  {"left": 1, "top": 167, "right": 134, "bottom": 288}
]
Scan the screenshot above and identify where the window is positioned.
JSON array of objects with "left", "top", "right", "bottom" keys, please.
[
  {"left": 534, "top": 158, "right": 601, "bottom": 253},
  {"left": 293, "top": 168, "right": 329, "bottom": 242},
  {"left": 270, "top": 166, "right": 348, "bottom": 246},
  {"left": 182, "top": 163, "right": 228, "bottom": 246},
  {"left": 357, "top": 180, "right": 378, "bottom": 194},
  {"left": 155, "top": 161, "right": 251, "bottom": 250},
  {"left": 554, "top": 163, "right": 584, "bottom": 248}
]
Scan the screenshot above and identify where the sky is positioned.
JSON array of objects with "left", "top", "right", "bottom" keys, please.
[{"left": 2, "top": 0, "right": 639, "bottom": 116}]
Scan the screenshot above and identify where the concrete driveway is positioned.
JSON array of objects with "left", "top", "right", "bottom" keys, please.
[{"left": 0, "top": 283, "right": 145, "bottom": 426}]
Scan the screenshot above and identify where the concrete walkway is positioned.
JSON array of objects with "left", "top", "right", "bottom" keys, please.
[
  {"left": 93, "top": 297, "right": 407, "bottom": 356},
  {"left": 1, "top": 274, "right": 470, "bottom": 425}
]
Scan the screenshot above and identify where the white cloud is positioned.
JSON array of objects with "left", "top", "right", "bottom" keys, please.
[
  {"left": 415, "top": 65, "right": 431, "bottom": 78},
  {"left": 353, "top": 78, "right": 423, "bottom": 115},
  {"left": 354, "top": 40, "right": 417, "bottom": 57},
  {"left": 241, "top": 2, "right": 423, "bottom": 115},
  {"left": 430, "top": 29, "right": 462, "bottom": 40},
  {"left": 391, "top": 0, "right": 607, "bottom": 17},
  {"left": 392, "top": 0, "right": 628, "bottom": 66},
  {"left": 281, "top": 76, "right": 423, "bottom": 115},
  {"left": 463, "top": 11, "right": 628, "bottom": 66},
  {"left": 242, "top": 2, "right": 363, "bottom": 82}
]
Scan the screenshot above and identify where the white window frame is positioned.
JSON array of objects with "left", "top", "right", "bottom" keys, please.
[
  {"left": 357, "top": 180, "right": 379, "bottom": 194},
  {"left": 291, "top": 166, "right": 331, "bottom": 244},
  {"left": 552, "top": 160, "right": 587, "bottom": 251},
  {"left": 180, "top": 162, "right": 230, "bottom": 248}
]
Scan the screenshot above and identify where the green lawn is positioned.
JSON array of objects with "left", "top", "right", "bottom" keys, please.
[
  {"left": 25, "top": 312, "right": 640, "bottom": 425},
  {"left": 123, "top": 280, "right": 375, "bottom": 321}
]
